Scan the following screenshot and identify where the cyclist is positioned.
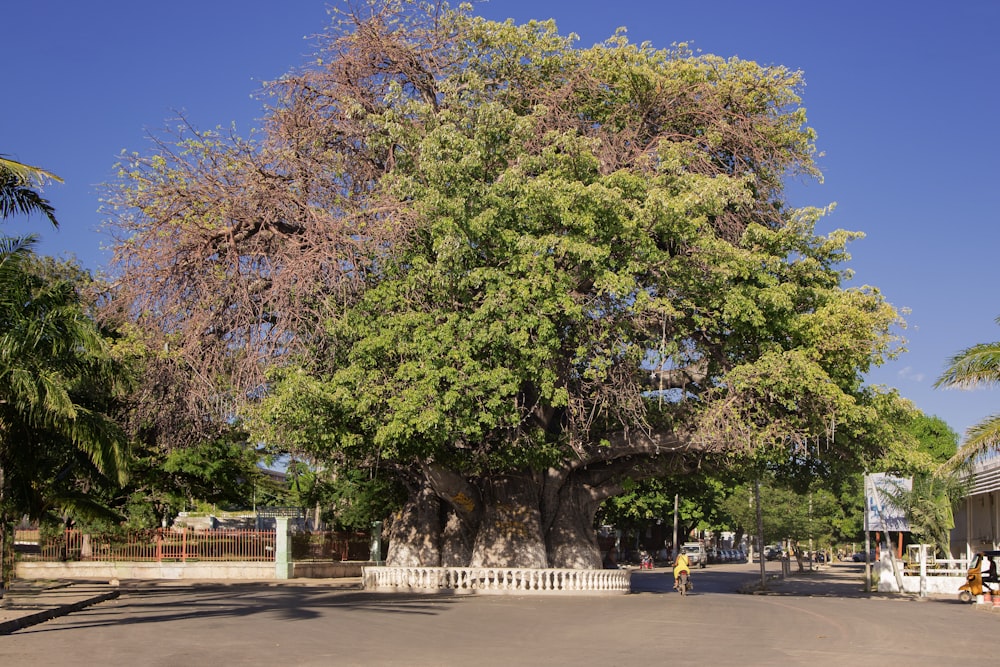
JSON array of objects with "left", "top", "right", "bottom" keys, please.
[{"left": 673, "top": 550, "right": 690, "bottom": 590}]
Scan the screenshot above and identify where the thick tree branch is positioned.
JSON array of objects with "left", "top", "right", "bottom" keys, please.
[
  {"left": 644, "top": 358, "right": 711, "bottom": 391},
  {"left": 420, "top": 461, "right": 483, "bottom": 527}
]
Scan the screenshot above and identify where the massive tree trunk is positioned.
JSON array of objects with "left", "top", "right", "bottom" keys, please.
[
  {"left": 384, "top": 480, "right": 442, "bottom": 567},
  {"left": 543, "top": 472, "right": 603, "bottom": 569},
  {"left": 383, "top": 433, "right": 697, "bottom": 568},
  {"left": 469, "top": 474, "right": 546, "bottom": 568},
  {"left": 384, "top": 468, "right": 620, "bottom": 569},
  {"left": 439, "top": 509, "right": 474, "bottom": 566}
]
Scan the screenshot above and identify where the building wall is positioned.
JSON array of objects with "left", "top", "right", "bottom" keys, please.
[{"left": 951, "top": 457, "right": 1000, "bottom": 559}]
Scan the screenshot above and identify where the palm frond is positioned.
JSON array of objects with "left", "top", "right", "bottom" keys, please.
[
  {"left": 0, "top": 156, "right": 62, "bottom": 228},
  {"left": 42, "top": 490, "right": 126, "bottom": 525},
  {"left": 935, "top": 341, "right": 1000, "bottom": 389},
  {"left": 61, "top": 406, "right": 129, "bottom": 485},
  {"left": 949, "top": 415, "right": 1000, "bottom": 465},
  {"left": 0, "top": 156, "right": 63, "bottom": 186},
  {"left": 1, "top": 240, "right": 129, "bottom": 528},
  {"left": 881, "top": 472, "right": 959, "bottom": 558}
]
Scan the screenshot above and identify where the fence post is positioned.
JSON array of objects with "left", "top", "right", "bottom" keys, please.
[
  {"left": 275, "top": 517, "right": 292, "bottom": 579},
  {"left": 918, "top": 543, "right": 927, "bottom": 598},
  {"left": 370, "top": 521, "right": 383, "bottom": 564}
]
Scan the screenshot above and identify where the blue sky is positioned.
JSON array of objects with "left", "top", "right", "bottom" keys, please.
[{"left": 4, "top": 0, "right": 999, "bottom": 442}]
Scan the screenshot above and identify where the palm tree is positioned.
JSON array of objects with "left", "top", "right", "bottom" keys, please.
[
  {"left": 883, "top": 470, "right": 969, "bottom": 559},
  {"left": 935, "top": 318, "right": 1000, "bottom": 463},
  {"left": 0, "top": 243, "right": 130, "bottom": 588},
  {"left": 0, "top": 155, "right": 62, "bottom": 228},
  {"left": 1, "top": 156, "right": 126, "bottom": 589}
]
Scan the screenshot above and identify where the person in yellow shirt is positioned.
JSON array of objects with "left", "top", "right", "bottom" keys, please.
[{"left": 673, "top": 551, "right": 690, "bottom": 590}]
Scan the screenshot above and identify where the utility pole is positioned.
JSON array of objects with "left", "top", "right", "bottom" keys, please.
[
  {"left": 755, "top": 478, "right": 766, "bottom": 589},
  {"left": 672, "top": 493, "right": 679, "bottom": 559},
  {"left": 863, "top": 474, "right": 871, "bottom": 593}
]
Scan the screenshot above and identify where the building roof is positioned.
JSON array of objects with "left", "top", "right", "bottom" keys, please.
[{"left": 966, "top": 455, "right": 1000, "bottom": 496}]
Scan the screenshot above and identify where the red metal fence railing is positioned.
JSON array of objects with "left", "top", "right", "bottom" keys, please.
[
  {"left": 15, "top": 528, "right": 373, "bottom": 563},
  {"left": 19, "top": 528, "right": 277, "bottom": 563}
]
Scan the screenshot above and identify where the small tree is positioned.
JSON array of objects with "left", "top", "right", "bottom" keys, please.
[
  {"left": 883, "top": 470, "right": 967, "bottom": 559},
  {"left": 873, "top": 412, "right": 961, "bottom": 559}
]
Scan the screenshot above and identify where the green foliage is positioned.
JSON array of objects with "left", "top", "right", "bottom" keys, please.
[
  {"left": 0, "top": 160, "right": 127, "bottom": 585},
  {"left": 109, "top": 433, "right": 263, "bottom": 528},
  {"left": 110, "top": 4, "right": 909, "bottom": 552},
  {"left": 881, "top": 471, "right": 966, "bottom": 558},
  {"left": 906, "top": 414, "right": 958, "bottom": 464},
  {"left": 598, "top": 473, "right": 742, "bottom": 545},
  {"left": 598, "top": 478, "right": 675, "bottom": 526},
  {"left": 0, "top": 250, "right": 129, "bottom": 525},
  {"left": 721, "top": 477, "right": 844, "bottom": 548},
  {"left": 159, "top": 435, "right": 259, "bottom": 508},
  {"left": 0, "top": 155, "right": 62, "bottom": 228},
  {"left": 936, "top": 317, "right": 1000, "bottom": 463},
  {"left": 322, "top": 468, "right": 407, "bottom": 532},
  {"left": 250, "top": 6, "right": 900, "bottom": 480}
]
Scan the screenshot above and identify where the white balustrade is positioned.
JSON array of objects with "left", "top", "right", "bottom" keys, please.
[{"left": 362, "top": 566, "right": 631, "bottom": 595}]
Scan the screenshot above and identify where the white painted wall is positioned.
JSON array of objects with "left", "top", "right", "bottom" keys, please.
[{"left": 874, "top": 560, "right": 965, "bottom": 596}]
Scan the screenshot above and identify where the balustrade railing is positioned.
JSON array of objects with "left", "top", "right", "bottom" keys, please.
[{"left": 363, "top": 566, "right": 631, "bottom": 595}]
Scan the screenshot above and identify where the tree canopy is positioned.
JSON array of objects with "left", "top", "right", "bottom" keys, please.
[{"left": 105, "top": 1, "right": 910, "bottom": 568}]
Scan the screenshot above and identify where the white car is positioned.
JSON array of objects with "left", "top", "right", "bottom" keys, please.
[{"left": 681, "top": 543, "right": 707, "bottom": 568}]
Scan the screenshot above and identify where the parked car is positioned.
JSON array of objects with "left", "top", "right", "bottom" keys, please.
[
  {"left": 764, "top": 546, "right": 783, "bottom": 561},
  {"left": 681, "top": 542, "right": 708, "bottom": 568}
]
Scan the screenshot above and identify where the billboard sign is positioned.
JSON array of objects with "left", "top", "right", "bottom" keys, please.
[{"left": 864, "top": 473, "right": 911, "bottom": 533}]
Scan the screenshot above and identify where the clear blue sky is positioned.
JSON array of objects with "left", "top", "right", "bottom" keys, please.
[{"left": 5, "top": 0, "right": 999, "bottom": 443}]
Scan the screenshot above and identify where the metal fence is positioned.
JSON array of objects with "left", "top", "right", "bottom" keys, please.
[
  {"left": 17, "top": 528, "right": 276, "bottom": 563},
  {"left": 290, "top": 530, "right": 370, "bottom": 562},
  {"left": 15, "top": 527, "right": 372, "bottom": 563}
]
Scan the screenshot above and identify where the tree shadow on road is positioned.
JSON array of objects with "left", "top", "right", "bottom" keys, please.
[{"left": 13, "top": 584, "right": 465, "bottom": 636}]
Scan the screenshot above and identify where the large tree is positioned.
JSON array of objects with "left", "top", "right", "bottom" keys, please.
[{"left": 106, "top": 2, "right": 906, "bottom": 568}]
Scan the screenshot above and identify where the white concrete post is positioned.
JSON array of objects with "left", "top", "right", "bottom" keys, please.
[
  {"left": 918, "top": 543, "right": 927, "bottom": 598},
  {"left": 275, "top": 517, "right": 292, "bottom": 580}
]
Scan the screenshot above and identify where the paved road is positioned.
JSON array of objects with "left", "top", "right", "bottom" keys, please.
[{"left": 0, "top": 563, "right": 983, "bottom": 666}]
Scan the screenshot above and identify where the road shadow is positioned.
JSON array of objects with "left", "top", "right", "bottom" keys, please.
[{"left": 13, "top": 584, "right": 465, "bottom": 636}]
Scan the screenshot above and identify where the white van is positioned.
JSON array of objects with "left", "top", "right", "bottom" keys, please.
[{"left": 681, "top": 542, "right": 707, "bottom": 568}]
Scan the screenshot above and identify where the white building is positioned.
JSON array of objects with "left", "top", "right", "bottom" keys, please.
[{"left": 951, "top": 456, "right": 1000, "bottom": 558}]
